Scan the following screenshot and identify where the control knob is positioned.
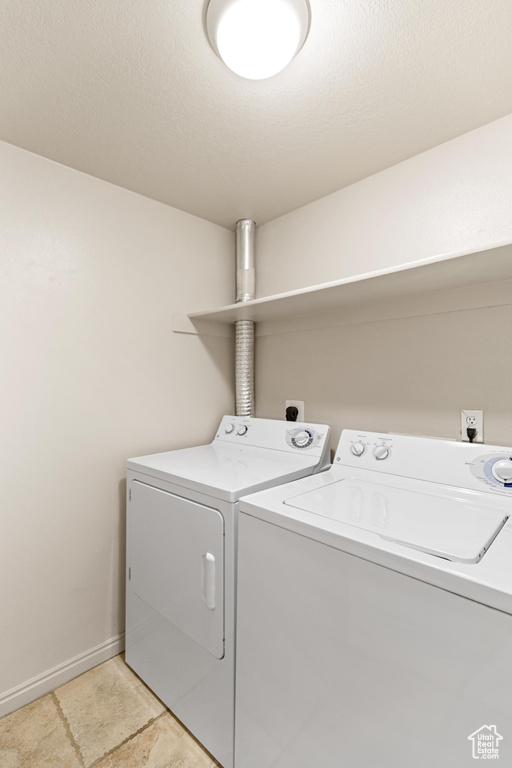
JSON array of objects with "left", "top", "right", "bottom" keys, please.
[
  {"left": 351, "top": 442, "right": 366, "bottom": 457},
  {"left": 225, "top": 423, "right": 235, "bottom": 434},
  {"left": 374, "top": 445, "right": 390, "bottom": 461},
  {"left": 293, "top": 430, "right": 312, "bottom": 448},
  {"left": 492, "top": 459, "right": 512, "bottom": 484},
  {"left": 237, "top": 425, "right": 248, "bottom": 436}
]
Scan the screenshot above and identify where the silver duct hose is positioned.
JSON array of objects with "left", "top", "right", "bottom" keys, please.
[
  {"left": 236, "top": 219, "right": 255, "bottom": 301},
  {"left": 235, "top": 320, "right": 255, "bottom": 417},
  {"left": 235, "top": 219, "right": 256, "bottom": 417}
]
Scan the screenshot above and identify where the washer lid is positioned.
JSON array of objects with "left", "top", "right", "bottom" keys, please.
[{"left": 284, "top": 479, "right": 509, "bottom": 563}]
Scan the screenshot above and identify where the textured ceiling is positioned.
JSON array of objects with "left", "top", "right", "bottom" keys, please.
[{"left": 1, "top": 0, "right": 512, "bottom": 228}]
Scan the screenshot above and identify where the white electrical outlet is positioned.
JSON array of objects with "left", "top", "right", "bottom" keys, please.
[
  {"left": 461, "top": 409, "right": 484, "bottom": 443},
  {"left": 285, "top": 400, "right": 305, "bottom": 422}
]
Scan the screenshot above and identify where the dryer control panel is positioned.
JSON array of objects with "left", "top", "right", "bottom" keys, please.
[{"left": 215, "top": 416, "right": 330, "bottom": 462}]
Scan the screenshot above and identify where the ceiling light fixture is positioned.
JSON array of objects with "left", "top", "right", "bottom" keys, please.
[{"left": 206, "top": 0, "right": 311, "bottom": 80}]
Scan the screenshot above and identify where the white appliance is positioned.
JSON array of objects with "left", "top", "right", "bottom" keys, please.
[
  {"left": 235, "top": 430, "right": 512, "bottom": 768},
  {"left": 125, "top": 415, "right": 330, "bottom": 768}
]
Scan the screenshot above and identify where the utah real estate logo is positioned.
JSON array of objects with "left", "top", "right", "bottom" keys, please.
[{"left": 468, "top": 725, "right": 503, "bottom": 760}]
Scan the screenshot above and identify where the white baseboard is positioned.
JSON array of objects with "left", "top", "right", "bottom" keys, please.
[{"left": 0, "top": 633, "right": 125, "bottom": 719}]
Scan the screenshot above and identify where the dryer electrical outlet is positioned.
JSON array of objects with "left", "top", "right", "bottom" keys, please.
[
  {"left": 285, "top": 400, "right": 304, "bottom": 422},
  {"left": 461, "top": 410, "right": 484, "bottom": 443}
]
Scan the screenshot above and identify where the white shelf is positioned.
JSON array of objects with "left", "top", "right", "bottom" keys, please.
[{"left": 183, "top": 242, "right": 512, "bottom": 335}]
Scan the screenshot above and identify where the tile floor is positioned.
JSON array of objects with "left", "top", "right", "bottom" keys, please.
[{"left": 0, "top": 655, "right": 220, "bottom": 768}]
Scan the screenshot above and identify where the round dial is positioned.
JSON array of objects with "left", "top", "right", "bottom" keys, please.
[
  {"left": 492, "top": 459, "right": 512, "bottom": 484},
  {"left": 290, "top": 429, "right": 314, "bottom": 449},
  {"left": 470, "top": 453, "right": 512, "bottom": 490},
  {"left": 351, "top": 442, "right": 366, "bottom": 457},
  {"left": 225, "top": 423, "right": 235, "bottom": 434},
  {"left": 374, "top": 445, "right": 390, "bottom": 461},
  {"left": 237, "top": 425, "right": 248, "bottom": 436},
  {"left": 293, "top": 430, "right": 312, "bottom": 447}
]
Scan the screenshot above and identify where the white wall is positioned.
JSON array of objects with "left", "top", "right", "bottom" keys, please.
[
  {"left": 256, "top": 113, "right": 512, "bottom": 295},
  {"left": 255, "top": 114, "right": 512, "bottom": 449},
  {"left": 0, "top": 141, "right": 234, "bottom": 713},
  {"left": 257, "top": 303, "right": 512, "bottom": 450}
]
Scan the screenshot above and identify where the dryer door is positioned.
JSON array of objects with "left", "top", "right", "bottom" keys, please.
[{"left": 130, "top": 480, "right": 224, "bottom": 659}]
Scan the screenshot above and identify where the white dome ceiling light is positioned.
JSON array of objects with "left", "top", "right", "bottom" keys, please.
[{"left": 206, "top": 0, "right": 311, "bottom": 80}]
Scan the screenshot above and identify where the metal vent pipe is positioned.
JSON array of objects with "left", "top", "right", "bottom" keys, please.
[{"left": 235, "top": 219, "right": 256, "bottom": 417}]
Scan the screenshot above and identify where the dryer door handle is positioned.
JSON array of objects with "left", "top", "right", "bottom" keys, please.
[{"left": 201, "top": 552, "right": 216, "bottom": 611}]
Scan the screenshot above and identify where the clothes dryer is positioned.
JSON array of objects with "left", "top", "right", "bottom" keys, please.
[{"left": 125, "top": 415, "right": 330, "bottom": 768}]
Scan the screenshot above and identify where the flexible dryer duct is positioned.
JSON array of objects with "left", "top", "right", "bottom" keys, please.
[{"left": 235, "top": 219, "right": 256, "bottom": 417}]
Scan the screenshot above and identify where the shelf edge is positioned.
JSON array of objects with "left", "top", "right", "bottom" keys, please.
[{"left": 189, "top": 238, "right": 512, "bottom": 322}]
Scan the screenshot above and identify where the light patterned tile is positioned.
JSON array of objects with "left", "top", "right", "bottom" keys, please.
[
  {"left": 54, "top": 655, "right": 164, "bottom": 767},
  {"left": 94, "top": 713, "right": 219, "bottom": 768},
  {"left": 0, "top": 694, "right": 82, "bottom": 768}
]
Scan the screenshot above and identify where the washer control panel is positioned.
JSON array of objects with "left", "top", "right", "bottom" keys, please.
[
  {"left": 215, "top": 416, "right": 330, "bottom": 461},
  {"left": 335, "top": 429, "right": 512, "bottom": 496},
  {"left": 470, "top": 454, "right": 512, "bottom": 489},
  {"left": 341, "top": 433, "right": 394, "bottom": 464}
]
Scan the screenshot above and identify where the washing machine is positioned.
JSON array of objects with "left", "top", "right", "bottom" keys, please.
[
  {"left": 235, "top": 429, "right": 512, "bottom": 767},
  {"left": 125, "top": 415, "right": 330, "bottom": 768}
]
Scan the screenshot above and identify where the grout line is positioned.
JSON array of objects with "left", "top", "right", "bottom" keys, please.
[
  {"left": 120, "top": 665, "right": 222, "bottom": 767},
  {"left": 87, "top": 711, "right": 167, "bottom": 768},
  {"left": 51, "top": 692, "right": 86, "bottom": 768}
]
